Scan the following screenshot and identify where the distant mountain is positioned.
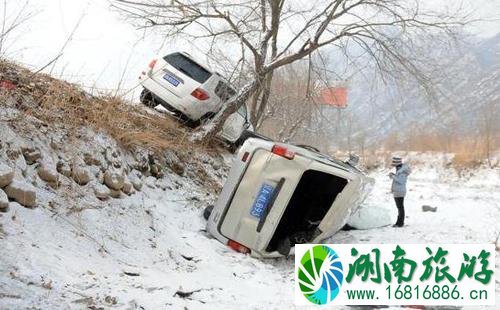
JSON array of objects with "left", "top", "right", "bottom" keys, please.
[{"left": 323, "top": 33, "right": 500, "bottom": 150}]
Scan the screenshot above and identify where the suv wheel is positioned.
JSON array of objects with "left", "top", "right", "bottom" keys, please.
[{"left": 140, "top": 89, "right": 156, "bottom": 108}]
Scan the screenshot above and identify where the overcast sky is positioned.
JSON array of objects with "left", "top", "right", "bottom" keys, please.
[{"left": 2, "top": 0, "right": 499, "bottom": 99}]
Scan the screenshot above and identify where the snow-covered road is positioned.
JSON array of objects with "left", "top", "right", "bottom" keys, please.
[{"left": 1, "top": 164, "right": 499, "bottom": 309}]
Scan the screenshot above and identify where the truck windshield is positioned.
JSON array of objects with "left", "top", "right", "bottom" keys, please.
[{"left": 163, "top": 53, "right": 212, "bottom": 83}]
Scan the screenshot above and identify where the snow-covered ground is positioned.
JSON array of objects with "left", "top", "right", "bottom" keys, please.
[
  {"left": 344, "top": 162, "right": 500, "bottom": 245},
  {"left": 1, "top": 158, "right": 499, "bottom": 309}
]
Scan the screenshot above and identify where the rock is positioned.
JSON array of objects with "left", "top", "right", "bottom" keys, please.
[
  {"left": 15, "top": 156, "right": 28, "bottom": 177},
  {"left": 123, "top": 185, "right": 135, "bottom": 196},
  {"left": 422, "top": 205, "right": 437, "bottom": 212},
  {"left": 49, "top": 138, "right": 60, "bottom": 151},
  {"left": 133, "top": 150, "right": 150, "bottom": 174},
  {"left": 156, "top": 179, "right": 169, "bottom": 191},
  {"left": 6, "top": 148, "right": 22, "bottom": 160},
  {"left": 109, "top": 189, "right": 122, "bottom": 199},
  {"left": 104, "top": 295, "right": 117, "bottom": 305},
  {"left": 94, "top": 183, "right": 110, "bottom": 200},
  {"left": 0, "top": 189, "right": 9, "bottom": 211},
  {"left": 21, "top": 147, "right": 41, "bottom": 165},
  {"left": 71, "top": 165, "right": 91, "bottom": 185},
  {"left": 145, "top": 176, "right": 156, "bottom": 188},
  {"left": 56, "top": 160, "right": 72, "bottom": 178},
  {"left": 122, "top": 177, "right": 134, "bottom": 195},
  {"left": 129, "top": 173, "right": 143, "bottom": 191},
  {"left": 84, "top": 152, "right": 101, "bottom": 166},
  {"left": 4, "top": 180, "right": 37, "bottom": 208},
  {"left": 150, "top": 163, "right": 165, "bottom": 178},
  {"left": 96, "top": 171, "right": 105, "bottom": 184},
  {"left": 37, "top": 161, "right": 59, "bottom": 187},
  {"left": 171, "top": 163, "right": 184, "bottom": 176},
  {"left": 104, "top": 170, "right": 124, "bottom": 190},
  {"left": 0, "top": 163, "right": 15, "bottom": 188},
  {"left": 165, "top": 152, "right": 184, "bottom": 175},
  {"left": 105, "top": 148, "right": 122, "bottom": 168},
  {"left": 212, "top": 161, "right": 222, "bottom": 171}
]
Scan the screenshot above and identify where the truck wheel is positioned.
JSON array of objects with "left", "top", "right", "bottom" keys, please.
[
  {"left": 203, "top": 205, "right": 214, "bottom": 220},
  {"left": 140, "top": 89, "right": 156, "bottom": 108}
]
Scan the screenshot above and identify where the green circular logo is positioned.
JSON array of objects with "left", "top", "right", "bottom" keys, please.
[{"left": 297, "top": 245, "right": 343, "bottom": 305}]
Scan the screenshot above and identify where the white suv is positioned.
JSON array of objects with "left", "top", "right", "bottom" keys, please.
[{"left": 139, "top": 52, "right": 252, "bottom": 143}]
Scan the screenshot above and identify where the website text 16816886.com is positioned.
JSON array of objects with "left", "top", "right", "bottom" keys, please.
[
  {"left": 385, "top": 284, "right": 488, "bottom": 301},
  {"left": 346, "top": 284, "right": 488, "bottom": 302}
]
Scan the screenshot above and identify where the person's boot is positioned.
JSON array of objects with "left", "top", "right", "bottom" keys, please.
[
  {"left": 393, "top": 215, "right": 404, "bottom": 227},
  {"left": 393, "top": 205, "right": 405, "bottom": 227}
]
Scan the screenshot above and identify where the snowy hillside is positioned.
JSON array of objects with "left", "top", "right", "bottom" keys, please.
[
  {"left": 0, "top": 61, "right": 499, "bottom": 308},
  {"left": 1, "top": 153, "right": 499, "bottom": 308}
]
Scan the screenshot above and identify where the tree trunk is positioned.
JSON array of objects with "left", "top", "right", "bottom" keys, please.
[
  {"left": 192, "top": 79, "right": 259, "bottom": 141},
  {"left": 255, "top": 71, "right": 274, "bottom": 129},
  {"left": 249, "top": 86, "right": 263, "bottom": 126}
]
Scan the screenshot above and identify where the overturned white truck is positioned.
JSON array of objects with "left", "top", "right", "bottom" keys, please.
[{"left": 206, "top": 138, "right": 374, "bottom": 258}]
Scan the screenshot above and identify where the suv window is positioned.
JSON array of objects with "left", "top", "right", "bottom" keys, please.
[
  {"left": 163, "top": 53, "right": 212, "bottom": 83},
  {"left": 215, "top": 81, "right": 237, "bottom": 102}
]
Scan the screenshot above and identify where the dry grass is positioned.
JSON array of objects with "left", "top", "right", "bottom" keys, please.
[
  {"left": 0, "top": 58, "right": 226, "bottom": 191},
  {"left": 382, "top": 131, "right": 499, "bottom": 169},
  {"left": 0, "top": 58, "right": 215, "bottom": 155}
]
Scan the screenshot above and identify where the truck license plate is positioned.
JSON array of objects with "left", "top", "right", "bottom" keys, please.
[{"left": 250, "top": 183, "right": 275, "bottom": 219}]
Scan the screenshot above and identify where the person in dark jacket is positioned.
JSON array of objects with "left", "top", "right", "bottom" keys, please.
[{"left": 389, "top": 156, "right": 411, "bottom": 227}]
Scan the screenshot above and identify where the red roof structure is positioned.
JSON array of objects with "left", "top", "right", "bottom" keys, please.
[{"left": 315, "top": 86, "right": 348, "bottom": 108}]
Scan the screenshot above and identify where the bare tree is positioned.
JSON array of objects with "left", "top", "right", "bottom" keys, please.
[
  {"left": 0, "top": 0, "right": 36, "bottom": 57},
  {"left": 259, "top": 60, "right": 347, "bottom": 148},
  {"left": 113, "top": 0, "right": 468, "bottom": 141},
  {"left": 259, "top": 62, "right": 315, "bottom": 142},
  {"left": 478, "top": 77, "right": 500, "bottom": 167}
]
